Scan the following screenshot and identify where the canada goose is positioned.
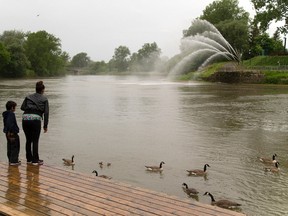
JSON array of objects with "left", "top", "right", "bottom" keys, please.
[
  {"left": 62, "top": 155, "right": 75, "bottom": 166},
  {"left": 145, "top": 161, "right": 165, "bottom": 171},
  {"left": 92, "top": 170, "right": 112, "bottom": 179},
  {"left": 182, "top": 183, "right": 199, "bottom": 196},
  {"left": 264, "top": 161, "right": 280, "bottom": 173},
  {"left": 259, "top": 153, "right": 277, "bottom": 164},
  {"left": 203, "top": 192, "right": 241, "bottom": 209},
  {"left": 186, "top": 164, "right": 210, "bottom": 176}
]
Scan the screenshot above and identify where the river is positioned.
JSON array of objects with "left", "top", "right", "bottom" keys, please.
[{"left": 1, "top": 75, "right": 288, "bottom": 215}]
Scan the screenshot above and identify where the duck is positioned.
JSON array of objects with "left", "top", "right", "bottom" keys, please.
[
  {"left": 259, "top": 153, "right": 277, "bottom": 164},
  {"left": 182, "top": 183, "right": 199, "bottom": 196},
  {"left": 203, "top": 192, "right": 241, "bottom": 209},
  {"left": 92, "top": 170, "right": 112, "bottom": 179},
  {"left": 186, "top": 164, "right": 210, "bottom": 176},
  {"left": 62, "top": 155, "right": 75, "bottom": 166},
  {"left": 264, "top": 161, "right": 280, "bottom": 173},
  {"left": 145, "top": 161, "right": 165, "bottom": 171}
]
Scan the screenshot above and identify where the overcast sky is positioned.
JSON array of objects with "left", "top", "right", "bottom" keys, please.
[{"left": 1, "top": 0, "right": 259, "bottom": 62}]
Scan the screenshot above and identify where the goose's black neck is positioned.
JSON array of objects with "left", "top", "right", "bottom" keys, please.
[{"left": 208, "top": 193, "right": 216, "bottom": 202}]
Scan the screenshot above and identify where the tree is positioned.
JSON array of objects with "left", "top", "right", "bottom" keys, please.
[
  {"left": 71, "top": 52, "right": 90, "bottom": 68},
  {"left": 111, "top": 45, "right": 130, "bottom": 72},
  {"left": 253, "top": 33, "right": 284, "bottom": 56},
  {"left": 200, "top": 0, "right": 249, "bottom": 25},
  {"left": 0, "top": 30, "right": 30, "bottom": 77},
  {"left": 216, "top": 19, "right": 249, "bottom": 57},
  {"left": 89, "top": 61, "right": 108, "bottom": 74},
  {"left": 0, "top": 42, "right": 10, "bottom": 72},
  {"left": 137, "top": 42, "right": 161, "bottom": 71},
  {"left": 197, "top": 0, "right": 250, "bottom": 54},
  {"left": 251, "top": 0, "right": 288, "bottom": 34},
  {"left": 25, "top": 30, "right": 67, "bottom": 76}
]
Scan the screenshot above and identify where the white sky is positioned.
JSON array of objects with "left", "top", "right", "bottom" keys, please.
[{"left": 0, "top": 0, "right": 271, "bottom": 62}]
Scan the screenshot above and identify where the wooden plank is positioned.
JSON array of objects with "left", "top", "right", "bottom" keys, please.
[
  {"left": 24, "top": 166, "right": 217, "bottom": 216},
  {"left": 39, "top": 165, "right": 243, "bottom": 216},
  {"left": 0, "top": 162, "right": 245, "bottom": 216},
  {"left": 0, "top": 173, "right": 122, "bottom": 216}
]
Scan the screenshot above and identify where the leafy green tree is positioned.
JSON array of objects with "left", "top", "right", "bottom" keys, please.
[
  {"left": 89, "top": 61, "right": 108, "bottom": 74},
  {"left": 251, "top": 0, "right": 288, "bottom": 34},
  {"left": 111, "top": 45, "right": 131, "bottom": 72},
  {"left": 198, "top": 0, "right": 249, "bottom": 54},
  {"left": 25, "top": 30, "right": 67, "bottom": 76},
  {"left": 136, "top": 42, "right": 161, "bottom": 72},
  {"left": 216, "top": 19, "right": 249, "bottom": 57},
  {"left": 0, "top": 30, "right": 30, "bottom": 77},
  {"left": 200, "top": 0, "right": 249, "bottom": 25},
  {"left": 71, "top": 52, "right": 90, "bottom": 68},
  {"left": 0, "top": 42, "right": 10, "bottom": 72},
  {"left": 253, "top": 33, "right": 284, "bottom": 56}
]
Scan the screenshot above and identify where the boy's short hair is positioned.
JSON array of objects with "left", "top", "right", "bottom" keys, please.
[{"left": 6, "top": 101, "right": 17, "bottom": 111}]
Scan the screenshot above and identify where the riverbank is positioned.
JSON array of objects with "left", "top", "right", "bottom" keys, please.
[{"left": 180, "top": 56, "right": 288, "bottom": 84}]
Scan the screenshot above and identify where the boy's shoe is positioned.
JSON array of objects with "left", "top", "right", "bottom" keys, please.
[
  {"left": 27, "top": 161, "right": 32, "bottom": 164},
  {"left": 9, "top": 162, "right": 21, "bottom": 166},
  {"left": 32, "top": 160, "right": 44, "bottom": 165}
]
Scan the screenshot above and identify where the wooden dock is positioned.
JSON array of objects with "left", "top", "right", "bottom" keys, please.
[{"left": 0, "top": 162, "right": 245, "bottom": 216}]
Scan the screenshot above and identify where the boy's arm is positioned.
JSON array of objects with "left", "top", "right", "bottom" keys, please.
[{"left": 6, "top": 113, "right": 18, "bottom": 133}]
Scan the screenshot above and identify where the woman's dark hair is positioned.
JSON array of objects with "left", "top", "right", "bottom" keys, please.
[
  {"left": 6, "top": 101, "right": 17, "bottom": 111},
  {"left": 36, "top": 81, "right": 45, "bottom": 93}
]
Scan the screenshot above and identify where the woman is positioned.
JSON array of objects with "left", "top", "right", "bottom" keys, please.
[{"left": 21, "top": 81, "right": 49, "bottom": 165}]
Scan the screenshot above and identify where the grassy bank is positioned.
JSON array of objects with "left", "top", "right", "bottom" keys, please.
[{"left": 177, "top": 56, "right": 288, "bottom": 84}]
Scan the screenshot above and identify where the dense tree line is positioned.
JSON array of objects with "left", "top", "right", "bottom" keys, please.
[
  {"left": 1, "top": 0, "right": 287, "bottom": 78},
  {"left": 0, "top": 30, "right": 69, "bottom": 77}
]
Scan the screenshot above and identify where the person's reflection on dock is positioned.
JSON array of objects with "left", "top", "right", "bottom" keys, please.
[
  {"left": 25, "top": 165, "right": 50, "bottom": 214},
  {"left": 5, "top": 165, "right": 21, "bottom": 205}
]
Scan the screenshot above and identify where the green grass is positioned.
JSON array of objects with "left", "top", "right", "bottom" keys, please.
[
  {"left": 243, "top": 56, "right": 288, "bottom": 67},
  {"left": 262, "top": 71, "right": 288, "bottom": 84},
  {"left": 176, "top": 62, "right": 226, "bottom": 81}
]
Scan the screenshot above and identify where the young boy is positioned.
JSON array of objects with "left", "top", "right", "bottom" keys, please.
[{"left": 2, "top": 101, "right": 21, "bottom": 165}]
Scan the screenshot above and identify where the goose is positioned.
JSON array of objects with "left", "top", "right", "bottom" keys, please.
[
  {"left": 203, "top": 192, "right": 241, "bottom": 209},
  {"left": 264, "top": 161, "right": 280, "bottom": 173},
  {"left": 92, "top": 170, "right": 112, "bottom": 179},
  {"left": 62, "top": 155, "right": 75, "bottom": 166},
  {"left": 107, "top": 162, "right": 111, "bottom": 167},
  {"left": 259, "top": 153, "right": 277, "bottom": 164},
  {"left": 182, "top": 183, "right": 199, "bottom": 196},
  {"left": 186, "top": 164, "right": 210, "bottom": 176},
  {"left": 145, "top": 161, "right": 165, "bottom": 171},
  {"left": 99, "top": 161, "right": 103, "bottom": 168}
]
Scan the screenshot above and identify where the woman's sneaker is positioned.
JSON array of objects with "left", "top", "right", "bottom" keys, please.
[{"left": 32, "top": 160, "right": 44, "bottom": 165}]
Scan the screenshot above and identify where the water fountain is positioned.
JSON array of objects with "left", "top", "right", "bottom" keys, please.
[{"left": 168, "top": 19, "right": 241, "bottom": 78}]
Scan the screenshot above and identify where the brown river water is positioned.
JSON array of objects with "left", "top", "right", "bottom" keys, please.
[{"left": 1, "top": 75, "right": 288, "bottom": 215}]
